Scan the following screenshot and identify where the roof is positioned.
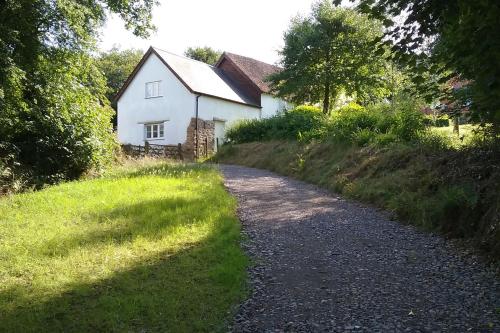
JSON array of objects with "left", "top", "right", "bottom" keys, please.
[
  {"left": 115, "top": 47, "right": 260, "bottom": 108},
  {"left": 216, "top": 52, "right": 281, "bottom": 93}
]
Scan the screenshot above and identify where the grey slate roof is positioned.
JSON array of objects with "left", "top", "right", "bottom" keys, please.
[{"left": 153, "top": 48, "right": 260, "bottom": 107}]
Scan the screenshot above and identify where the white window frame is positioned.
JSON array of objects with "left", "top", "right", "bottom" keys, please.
[
  {"left": 144, "top": 122, "right": 164, "bottom": 140},
  {"left": 145, "top": 81, "right": 162, "bottom": 99}
]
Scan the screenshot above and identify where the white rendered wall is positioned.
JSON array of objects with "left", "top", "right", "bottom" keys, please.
[
  {"left": 197, "top": 95, "right": 261, "bottom": 132},
  {"left": 118, "top": 53, "right": 270, "bottom": 146},
  {"left": 117, "top": 53, "right": 195, "bottom": 145},
  {"left": 261, "top": 94, "right": 292, "bottom": 118}
]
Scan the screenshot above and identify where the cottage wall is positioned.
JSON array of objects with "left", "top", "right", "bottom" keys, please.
[
  {"left": 117, "top": 51, "right": 288, "bottom": 153},
  {"left": 117, "top": 53, "right": 194, "bottom": 146}
]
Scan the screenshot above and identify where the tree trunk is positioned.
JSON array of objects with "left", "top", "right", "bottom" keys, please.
[
  {"left": 323, "top": 81, "right": 330, "bottom": 114},
  {"left": 453, "top": 116, "right": 460, "bottom": 136},
  {"left": 323, "top": 48, "right": 332, "bottom": 114}
]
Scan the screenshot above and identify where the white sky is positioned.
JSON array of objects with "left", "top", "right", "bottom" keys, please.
[{"left": 98, "top": 0, "right": 321, "bottom": 64}]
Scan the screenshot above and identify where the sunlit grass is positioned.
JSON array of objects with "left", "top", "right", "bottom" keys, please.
[
  {"left": 430, "top": 124, "right": 478, "bottom": 147},
  {"left": 0, "top": 160, "right": 247, "bottom": 332}
]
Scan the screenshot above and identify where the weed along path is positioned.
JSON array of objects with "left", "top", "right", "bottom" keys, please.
[{"left": 220, "top": 164, "right": 500, "bottom": 332}]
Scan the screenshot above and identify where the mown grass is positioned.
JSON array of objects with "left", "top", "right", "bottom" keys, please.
[
  {"left": 0, "top": 160, "right": 247, "bottom": 332},
  {"left": 214, "top": 141, "right": 500, "bottom": 260}
]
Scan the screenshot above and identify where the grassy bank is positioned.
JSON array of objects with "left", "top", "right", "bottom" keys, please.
[
  {"left": 214, "top": 141, "right": 500, "bottom": 260},
  {"left": 0, "top": 160, "right": 247, "bottom": 332}
]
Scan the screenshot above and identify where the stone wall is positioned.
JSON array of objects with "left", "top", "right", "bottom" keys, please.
[
  {"left": 122, "top": 143, "right": 183, "bottom": 160},
  {"left": 184, "top": 117, "right": 215, "bottom": 159}
]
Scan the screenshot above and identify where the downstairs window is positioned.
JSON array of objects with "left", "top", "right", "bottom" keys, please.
[{"left": 144, "top": 123, "right": 164, "bottom": 140}]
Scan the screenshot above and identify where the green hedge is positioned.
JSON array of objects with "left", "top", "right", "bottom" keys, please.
[
  {"left": 226, "top": 105, "right": 327, "bottom": 143},
  {"left": 226, "top": 102, "right": 427, "bottom": 147},
  {"left": 423, "top": 115, "right": 450, "bottom": 127}
]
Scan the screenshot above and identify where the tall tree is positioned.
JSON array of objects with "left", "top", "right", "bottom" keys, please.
[
  {"left": 0, "top": 0, "right": 157, "bottom": 187},
  {"left": 349, "top": 0, "right": 500, "bottom": 130},
  {"left": 97, "top": 47, "right": 143, "bottom": 108},
  {"left": 184, "top": 46, "right": 222, "bottom": 65},
  {"left": 269, "top": 1, "right": 388, "bottom": 113}
]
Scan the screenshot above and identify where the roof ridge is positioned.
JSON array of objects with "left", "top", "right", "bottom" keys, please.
[
  {"left": 151, "top": 46, "right": 261, "bottom": 108},
  {"left": 152, "top": 46, "right": 218, "bottom": 69},
  {"left": 224, "top": 51, "right": 280, "bottom": 69}
]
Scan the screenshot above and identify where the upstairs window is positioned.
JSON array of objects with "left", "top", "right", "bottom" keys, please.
[
  {"left": 145, "top": 81, "right": 161, "bottom": 98},
  {"left": 144, "top": 123, "right": 164, "bottom": 140}
]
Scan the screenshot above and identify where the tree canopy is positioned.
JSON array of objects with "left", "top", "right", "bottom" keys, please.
[
  {"left": 184, "top": 46, "right": 222, "bottom": 65},
  {"left": 97, "top": 47, "right": 144, "bottom": 108},
  {"left": 269, "top": 1, "right": 389, "bottom": 113},
  {"left": 0, "top": 0, "right": 158, "bottom": 187},
  {"left": 348, "top": 0, "right": 500, "bottom": 129}
]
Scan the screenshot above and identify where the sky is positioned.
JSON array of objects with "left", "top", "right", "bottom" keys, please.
[{"left": 98, "top": 0, "right": 320, "bottom": 65}]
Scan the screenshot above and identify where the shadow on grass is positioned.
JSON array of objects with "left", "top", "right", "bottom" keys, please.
[{"left": 0, "top": 206, "right": 246, "bottom": 332}]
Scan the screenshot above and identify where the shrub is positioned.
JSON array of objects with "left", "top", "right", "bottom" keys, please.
[
  {"left": 374, "top": 132, "right": 399, "bottom": 146},
  {"left": 226, "top": 105, "right": 326, "bottom": 143},
  {"left": 337, "top": 102, "right": 365, "bottom": 113},
  {"left": 225, "top": 119, "right": 269, "bottom": 143},
  {"left": 0, "top": 53, "right": 118, "bottom": 191},
  {"left": 226, "top": 100, "right": 427, "bottom": 147},
  {"left": 436, "top": 116, "right": 450, "bottom": 127},
  {"left": 423, "top": 115, "right": 450, "bottom": 127},
  {"left": 325, "top": 100, "right": 425, "bottom": 146},
  {"left": 390, "top": 107, "right": 426, "bottom": 142},
  {"left": 352, "top": 128, "right": 377, "bottom": 146}
]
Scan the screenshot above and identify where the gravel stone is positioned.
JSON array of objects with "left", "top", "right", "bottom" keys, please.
[{"left": 220, "top": 164, "right": 500, "bottom": 333}]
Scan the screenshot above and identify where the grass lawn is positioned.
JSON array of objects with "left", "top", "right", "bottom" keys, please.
[
  {"left": 0, "top": 160, "right": 247, "bottom": 332},
  {"left": 430, "top": 123, "right": 478, "bottom": 147}
]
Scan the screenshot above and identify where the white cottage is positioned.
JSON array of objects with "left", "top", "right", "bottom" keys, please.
[{"left": 115, "top": 46, "right": 289, "bottom": 157}]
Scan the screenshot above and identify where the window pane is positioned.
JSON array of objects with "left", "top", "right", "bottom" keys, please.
[
  {"left": 159, "top": 124, "right": 164, "bottom": 137},
  {"left": 146, "top": 125, "right": 152, "bottom": 138},
  {"left": 153, "top": 124, "right": 158, "bottom": 138},
  {"left": 146, "top": 83, "right": 153, "bottom": 98},
  {"left": 154, "top": 82, "right": 159, "bottom": 96},
  {"left": 156, "top": 82, "right": 161, "bottom": 96}
]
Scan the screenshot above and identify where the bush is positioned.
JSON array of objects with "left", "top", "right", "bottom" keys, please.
[
  {"left": 0, "top": 52, "right": 118, "bottom": 191},
  {"left": 423, "top": 115, "right": 450, "bottom": 127},
  {"left": 374, "top": 132, "right": 398, "bottom": 146},
  {"left": 226, "top": 105, "right": 326, "bottom": 143},
  {"left": 390, "top": 106, "right": 426, "bottom": 142},
  {"left": 226, "top": 100, "right": 427, "bottom": 147},
  {"left": 436, "top": 116, "right": 450, "bottom": 127},
  {"left": 326, "top": 100, "right": 426, "bottom": 146},
  {"left": 326, "top": 105, "right": 380, "bottom": 143}
]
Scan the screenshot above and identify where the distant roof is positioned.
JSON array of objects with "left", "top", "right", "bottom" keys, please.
[
  {"left": 115, "top": 47, "right": 260, "bottom": 108},
  {"left": 216, "top": 52, "right": 281, "bottom": 93}
]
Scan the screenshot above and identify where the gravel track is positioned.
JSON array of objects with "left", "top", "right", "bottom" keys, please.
[{"left": 220, "top": 164, "right": 500, "bottom": 333}]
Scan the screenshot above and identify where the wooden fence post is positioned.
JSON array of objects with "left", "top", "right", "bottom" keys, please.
[
  {"left": 144, "top": 141, "right": 150, "bottom": 155},
  {"left": 177, "top": 143, "right": 183, "bottom": 160}
]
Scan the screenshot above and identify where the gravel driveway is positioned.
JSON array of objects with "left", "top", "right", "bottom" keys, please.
[{"left": 220, "top": 164, "right": 500, "bottom": 333}]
